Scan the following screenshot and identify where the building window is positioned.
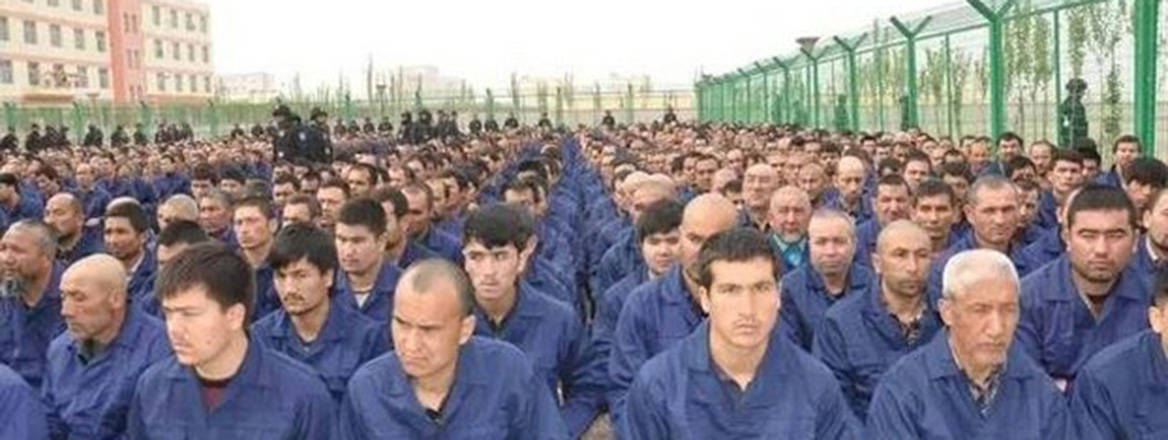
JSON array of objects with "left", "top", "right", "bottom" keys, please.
[
  {"left": 169, "top": 9, "right": 177, "bottom": 28},
  {"left": 152, "top": 6, "right": 160, "bottom": 26},
  {"left": 175, "top": 74, "right": 183, "bottom": 92},
  {"left": 95, "top": 31, "right": 105, "bottom": 52},
  {"left": 75, "top": 66, "right": 88, "bottom": 88},
  {"left": 98, "top": 67, "right": 108, "bottom": 88},
  {"left": 23, "top": 20, "right": 36, "bottom": 45},
  {"left": 27, "top": 62, "right": 40, "bottom": 86},
  {"left": 199, "top": 15, "right": 206, "bottom": 33},
  {"left": 0, "top": 60, "right": 12, "bottom": 84},
  {"left": 73, "top": 28, "right": 84, "bottom": 50},
  {"left": 0, "top": 17, "right": 8, "bottom": 42},
  {"left": 157, "top": 73, "right": 166, "bottom": 92},
  {"left": 47, "top": 0, "right": 59, "bottom": 7},
  {"left": 154, "top": 39, "right": 163, "bottom": 58},
  {"left": 187, "top": 44, "right": 195, "bottom": 62},
  {"left": 172, "top": 42, "right": 180, "bottom": 60},
  {"left": 185, "top": 12, "right": 193, "bottom": 31},
  {"left": 93, "top": 0, "right": 103, "bottom": 15},
  {"left": 202, "top": 46, "right": 209, "bottom": 63},
  {"left": 49, "top": 24, "right": 61, "bottom": 47},
  {"left": 72, "top": 0, "right": 82, "bottom": 11},
  {"left": 190, "top": 75, "right": 197, "bottom": 93},
  {"left": 204, "top": 76, "right": 211, "bottom": 93},
  {"left": 52, "top": 64, "right": 65, "bottom": 87}
]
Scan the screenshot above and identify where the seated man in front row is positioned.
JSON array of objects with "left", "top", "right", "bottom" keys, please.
[
  {"left": 338, "top": 259, "right": 568, "bottom": 439},
  {"left": 623, "top": 228, "right": 859, "bottom": 439},
  {"left": 867, "top": 249, "right": 1069, "bottom": 438}
]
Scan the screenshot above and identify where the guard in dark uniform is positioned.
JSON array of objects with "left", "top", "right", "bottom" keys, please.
[
  {"left": 537, "top": 112, "right": 552, "bottom": 129},
  {"left": 0, "top": 127, "right": 17, "bottom": 152},
  {"left": 484, "top": 116, "right": 499, "bottom": 132},
  {"left": 377, "top": 117, "right": 394, "bottom": 136},
  {"left": 663, "top": 106, "right": 678, "bottom": 124},
  {"left": 83, "top": 124, "right": 103, "bottom": 147},
  {"left": 133, "top": 124, "right": 148, "bottom": 146},
  {"left": 468, "top": 114, "right": 483, "bottom": 134},
  {"left": 230, "top": 124, "right": 246, "bottom": 140},
  {"left": 111, "top": 125, "right": 130, "bottom": 147},
  {"left": 601, "top": 110, "right": 615, "bottom": 129},
  {"left": 1059, "top": 79, "right": 1089, "bottom": 149},
  {"left": 25, "top": 124, "right": 42, "bottom": 153},
  {"left": 504, "top": 112, "right": 519, "bottom": 129}
]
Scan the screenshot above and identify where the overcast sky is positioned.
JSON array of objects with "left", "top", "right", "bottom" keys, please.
[{"left": 209, "top": 0, "right": 953, "bottom": 92}]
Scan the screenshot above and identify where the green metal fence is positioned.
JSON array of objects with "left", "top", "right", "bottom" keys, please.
[
  {"left": 696, "top": 0, "right": 1168, "bottom": 159},
  {"left": 2, "top": 87, "right": 694, "bottom": 143}
]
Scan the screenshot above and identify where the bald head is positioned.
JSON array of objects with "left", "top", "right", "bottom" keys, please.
[
  {"left": 876, "top": 220, "right": 931, "bottom": 254},
  {"left": 63, "top": 254, "right": 128, "bottom": 298},
  {"left": 45, "top": 193, "right": 85, "bottom": 238},
  {"left": 159, "top": 194, "right": 199, "bottom": 231},
  {"left": 837, "top": 156, "right": 865, "bottom": 175},
  {"left": 47, "top": 193, "right": 82, "bottom": 216},
  {"left": 679, "top": 194, "right": 739, "bottom": 267}
]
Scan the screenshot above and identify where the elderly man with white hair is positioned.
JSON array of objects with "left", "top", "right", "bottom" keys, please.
[{"left": 867, "top": 249, "right": 1070, "bottom": 438}]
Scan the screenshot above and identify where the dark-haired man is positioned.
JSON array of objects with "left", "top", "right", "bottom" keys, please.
[{"left": 334, "top": 198, "right": 402, "bottom": 323}]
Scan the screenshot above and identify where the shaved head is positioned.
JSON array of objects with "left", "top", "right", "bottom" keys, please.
[
  {"left": 876, "top": 219, "right": 931, "bottom": 254},
  {"left": 63, "top": 254, "right": 128, "bottom": 297}
]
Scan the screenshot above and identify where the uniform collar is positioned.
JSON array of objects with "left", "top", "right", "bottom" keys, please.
[
  {"left": 166, "top": 336, "right": 272, "bottom": 390},
  {"left": 924, "top": 329, "right": 1029, "bottom": 381}
]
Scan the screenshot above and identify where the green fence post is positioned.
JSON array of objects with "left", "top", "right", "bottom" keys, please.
[
  {"left": 798, "top": 48, "right": 826, "bottom": 128},
  {"left": 756, "top": 63, "right": 770, "bottom": 125},
  {"left": 889, "top": 15, "right": 933, "bottom": 130},
  {"left": 833, "top": 34, "right": 868, "bottom": 132},
  {"left": 1053, "top": 10, "right": 1062, "bottom": 144},
  {"left": 771, "top": 57, "right": 793, "bottom": 125},
  {"left": 1133, "top": 0, "right": 1160, "bottom": 154},
  {"left": 968, "top": 0, "right": 1016, "bottom": 138},
  {"left": 738, "top": 69, "right": 751, "bottom": 123}
]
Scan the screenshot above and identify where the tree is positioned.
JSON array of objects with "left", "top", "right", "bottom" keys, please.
[{"left": 1030, "top": 12, "right": 1054, "bottom": 138}]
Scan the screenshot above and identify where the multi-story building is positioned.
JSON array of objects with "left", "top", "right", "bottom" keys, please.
[
  {"left": 218, "top": 72, "right": 277, "bottom": 103},
  {"left": 0, "top": 0, "right": 213, "bottom": 105}
]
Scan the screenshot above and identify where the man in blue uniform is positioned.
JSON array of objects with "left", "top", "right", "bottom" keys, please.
[
  {"left": 44, "top": 193, "right": 102, "bottom": 266},
  {"left": 1018, "top": 183, "right": 1150, "bottom": 388},
  {"left": 767, "top": 186, "right": 812, "bottom": 275},
  {"left": 814, "top": 220, "right": 942, "bottom": 420},
  {"left": 333, "top": 198, "right": 402, "bottom": 323},
  {"left": 252, "top": 223, "right": 388, "bottom": 402},
  {"left": 103, "top": 201, "right": 155, "bottom": 310},
  {"left": 0, "top": 362, "right": 45, "bottom": 440},
  {"left": 1137, "top": 187, "right": 1168, "bottom": 275},
  {"left": 402, "top": 183, "right": 463, "bottom": 263},
  {"left": 608, "top": 193, "right": 739, "bottom": 428},
  {"left": 911, "top": 179, "right": 960, "bottom": 256},
  {"left": 371, "top": 187, "right": 438, "bottom": 271},
  {"left": 1071, "top": 265, "right": 1168, "bottom": 438},
  {"left": 854, "top": 175, "right": 912, "bottom": 268},
  {"left": 925, "top": 176, "right": 1032, "bottom": 307},
  {"left": 0, "top": 220, "right": 65, "bottom": 389},
  {"left": 867, "top": 249, "right": 1070, "bottom": 438},
  {"left": 127, "top": 243, "right": 335, "bottom": 438},
  {"left": 623, "top": 228, "right": 859, "bottom": 439},
  {"left": 338, "top": 259, "right": 567, "bottom": 439},
  {"left": 197, "top": 189, "right": 237, "bottom": 247},
  {"left": 42, "top": 254, "right": 171, "bottom": 438},
  {"left": 232, "top": 197, "right": 278, "bottom": 319},
  {"left": 780, "top": 209, "right": 874, "bottom": 350},
  {"left": 462, "top": 203, "right": 605, "bottom": 437}
]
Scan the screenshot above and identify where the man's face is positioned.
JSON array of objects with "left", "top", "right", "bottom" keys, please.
[
  {"left": 281, "top": 203, "right": 313, "bottom": 228},
  {"left": 699, "top": 257, "right": 779, "bottom": 352},
  {"left": 463, "top": 241, "right": 524, "bottom": 303},
  {"left": 1051, "top": 160, "right": 1084, "bottom": 195},
  {"left": 1064, "top": 210, "right": 1135, "bottom": 295},
  {"left": 346, "top": 168, "right": 374, "bottom": 198},
  {"left": 316, "top": 187, "right": 347, "bottom": 229},
  {"left": 641, "top": 230, "right": 681, "bottom": 277},
  {"left": 45, "top": 198, "right": 82, "bottom": 238},
  {"left": 743, "top": 167, "right": 777, "bottom": 211},
  {"left": 162, "top": 285, "right": 246, "bottom": 368},
  {"left": 272, "top": 183, "right": 297, "bottom": 209},
  {"left": 60, "top": 268, "right": 121, "bottom": 342},
  {"left": 835, "top": 162, "right": 866, "bottom": 203},
  {"left": 1127, "top": 180, "right": 1159, "bottom": 213},
  {"left": 627, "top": 188, "right": 669, "bottom": 224},
  {"left": 219, "top": 180, "right": 243, "bottom": 198},
  {"left": 903, "top": 161, "right": 931, "bottom": 191},
  {"left": 940, "top": 278, "right": 1019, "bottom": 376},
  {"left": 808, "top": 217, "right": 855, "bottom": 278},
  {"left": 392, "top": 284, "right": 473, "bottom": 383},
  {"left": 1082, "top": 159, "right": 1101, "bottom": 179},
  {"left": 402, "top": 190, "right": 432, "bottom": 238},
  {"left": 387, "top": 167, "right": 410, "bottom": 188},
  {"left": 965, "top": 186, "right": 1020, "bottom": 248},
  {"left": 274, "top": 258, "right": 333, "bottom": 316},
  {"left": 103, "top": 217, "right": 144, "bottom": 262},
  {"left": 1115, "top": 141, "right": 1141, "bottom": 169},
  {"left": 693, "top": 159, "right": 719, "bottom": 192},
  {"left": 300, "top": 178, "right": 320, "bottom": 196},
  {"left": 797, "top": 167, "right": 826, "bottom": 200},
  {"left": 75, "top": 165, "right": 95, "bottom": 189},
  {"left": 1145, "top": 196, "right": 1168, "bottom": 252},
  {"left": 998, "top": 138, "right": 1021, "bottom": 159},
  {"left": 969, "top": 143, "right": 990, "bottom": 167},
  {"left": 769, "top": 193, "right": 811, "bottom": 243},
  {"left": 679, "top": 212, "right": 731, "bottom": 269},
  {"left": 1019, "top": 189, "right": 1040, "bottom": 225},
  {"left": 875, "top": 184, "right": 912, "bottom": 226},
  {"left": 0, "top": 228, "right": 47, "bottom": 283},
  {"left": 874, "top": 145, "right": 891, "bottom": 163},
  {"left": 336, "top": 223, "right": 386, "bottom": 276},
  {"left": 1010, "top": 165, "right": 1037, "bottom": 185},
  {"left": 198, "top": 198, "right": 231, "bottom": 234},
  {"left": 233, "top": 206, "right": 273, "bottom": 252},
  {"left": 872, "top": 226, "right": 932, "bottom": 298},
  {"left": 1028, "top": 144, "right": 1052, "bottom": 172},
  {"left": 912, "top": 194, "right": 956, "bottom": 243},
  {"left": 190, "top": 179, "right": 213, "bottom": 199}
]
